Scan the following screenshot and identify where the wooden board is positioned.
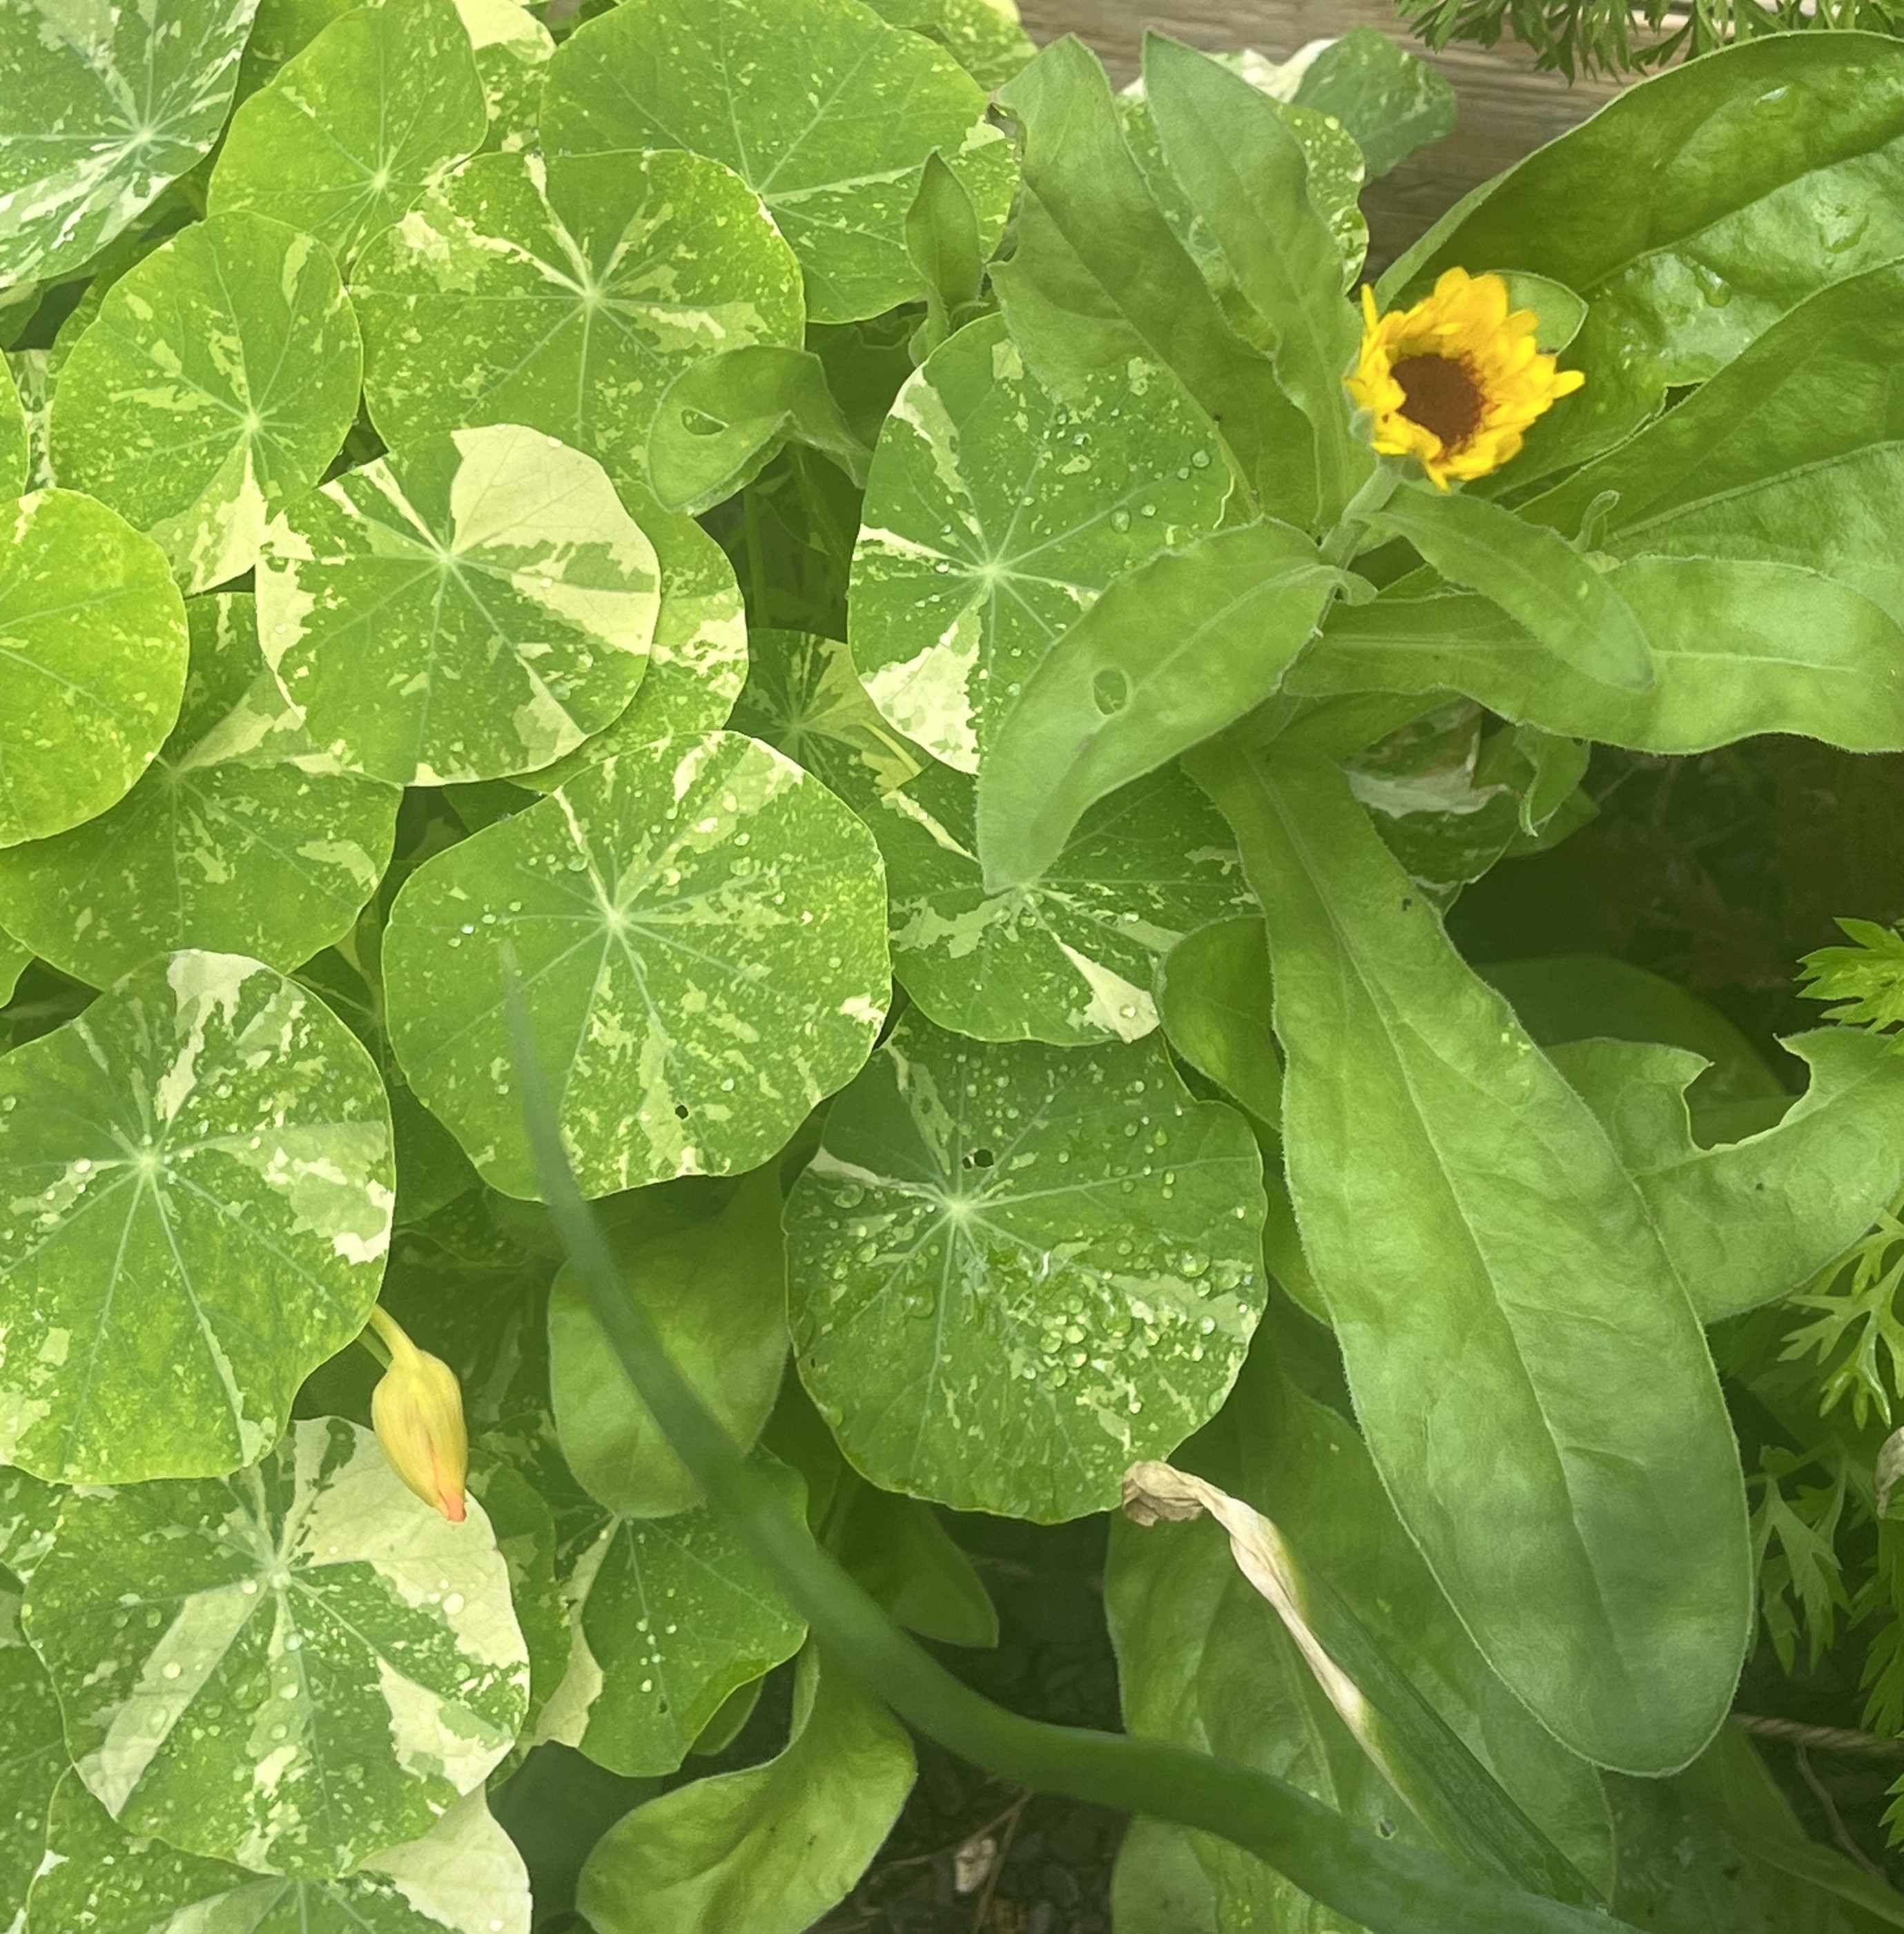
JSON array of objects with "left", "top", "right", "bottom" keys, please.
[{"left": 1013, "top": 0, "right": 1630, "bottom": 266}]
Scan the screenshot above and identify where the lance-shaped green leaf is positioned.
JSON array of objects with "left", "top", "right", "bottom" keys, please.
[
  {"left": 1290, "top": 26, "right": 1457, "bottom": 182},
  {"left": 648, "top": 348, "right": 873, "bottom": 518},
  {"left": 833, "top": 1481, "right": 998, "bottom": 1647},
  {"left": 257, "top": 424, "right": 659, "bottom": 785},
  {"left": 1367, "top": 485, "right": 1653, "bottom": 694},
  {"left": 385, "top": 736, "right": 888, "bottom": 1200},
  {"left": 0, "top": 594, "right": 398, "bottom": 987},
  {"left": 865, "top": 0, "right": 1036, "bottom": 91},
  {"left": 992, "top": 38, "right": 1321, "bottom": 528},
  {"left": 541, "top": 0, "right": 1013, "bottom": 325},
  {"left": 975, "top": 520, "right": 1342, "bottom": 890},
  {"left": 1383, "top": 37, "right": 1904, "bottom": 478},
  {"left": 786, "top": 1013, "right": 1267, "bottom": 1521},
  {"left": 23, "top": 1416, "right": 528, "bottom": 1876},
  {"left": 906, "top": 149, "right": 987, "bottom": 358},
  {"left": 48, "top": 213, "right": 361, "bottom": 596},
  {"left": 1552, "top": 1031, "right": 1904, "bottom": 1324},
  {"left": 550, "top": 1166, "right": 788, "bottom": 1518},
  {"left": 1143, "top": 36, "right": 1363, "bottom": 522},
  {"left": 0, "top": 0, "right": 258, "bottom": 284},
  {"left": 1191, "top": 741, "right": 1751, "bottom": 1774},
  {"left": 354, "top": 150, "right": 804, "bottom": 498},
  {"left": 849, "top": 314, "right": 1230, "bottom": 774},
  {"left": 578, "top": 1647, "right": 915, "bottom": 1934},
  {"left": 0, "top": 952, "right": 394, "bottom": 1484},
  {"left": 1155, "top": 917, "right": 1282, "bottom": 1126},
  {"left": 534, "top": 1467, "right": 807, "bottom": 1777},
  {"left": 0, "top": 489, "right": 188, "bottom": 848},
  {"left": 1296, "top": 557, "right": 1904, "bottom": 756},
  {"left": 209, "top": 0, "right": 487, "bottom": 267},
  {"left": 0, "top": 1588, "right": 64, "bottom": 1928},
  {"left": 24, "top": 1777, "right": 532, "bottom": 1934},
  {"left": 0, "top": 360, "right": 24, "bottom": 497}
]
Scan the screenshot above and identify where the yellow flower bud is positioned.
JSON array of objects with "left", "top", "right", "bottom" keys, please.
[{"left": 367, "top": 1308, "right": 468, "bottom": 1523}]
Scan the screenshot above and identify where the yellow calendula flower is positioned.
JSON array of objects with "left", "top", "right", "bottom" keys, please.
[
  {"left": 1345, "top": 267, "right": 1584, "bottom": 489},
  {"left": 368, "top": 1307, "right": 469, "bottom": 1523}
]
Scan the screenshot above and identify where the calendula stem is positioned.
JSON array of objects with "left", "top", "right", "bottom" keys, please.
[{"left": 1321, "top": 462, "right": 1402, "bottom": 568}]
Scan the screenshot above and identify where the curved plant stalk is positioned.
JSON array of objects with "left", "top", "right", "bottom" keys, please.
[{"left": 501, "top": 968, "right": 1642, "bottom": 1934}]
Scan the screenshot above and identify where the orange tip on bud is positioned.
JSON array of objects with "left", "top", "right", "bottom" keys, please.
[{"left": 367, "top": 1309, "right": 469, "bottom": 1523}]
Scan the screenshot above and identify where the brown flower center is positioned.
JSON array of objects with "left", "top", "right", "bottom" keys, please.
[{"left": 1392, "top": 352, "right": 1485, "bottom": 450}]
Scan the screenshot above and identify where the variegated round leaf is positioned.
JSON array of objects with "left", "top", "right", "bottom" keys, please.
[
  {"left": 0, "top": 0, "right": 259, "bottom": 284},
  {"left": 353, "top": 150, "right": 804, "bottom": 498},
  {"left": 787, "top": 1015, "right": 1268, "bottom": 1521},
  {"left": 383, "top": 736, "right": 889, "bottom": 1200},
  {"left": 0, "top": 1587, "right": 63, "bottom": 1930},
  {"left": 258, "top": 426, "right": 659, "bottom": 785},
  {"left": 48, "top": 214, "right": 362, "bottom": 595},
  {"left": 24, "top": 1777, "right": 531, "bottom": 1934},
  {"left": 0, "top": 489, "right": 188, "bottom": 848},
  {"left": 460, "top": 0, "right": 554, "bottom": 155},
  {"left": 0, "top": 358, "right": 25, "bottom": 497},
  {"left": 209, "top": 0, "right": 487, "bottom": 268},
  {"left": 23, "top": 1418, "right": 529, "bottom": 1878},
  {"left": 0, "top": 594, "right": 398, "bottom": 987},
  {"left": 849, "top": 316, "right": 1232, "bottom": 772},
  {"left": 0, "top": 953, "right": 394, "bottom": 1484},
  {"left": 541, "top": 0, "right": 1013, "bottom": 324}
]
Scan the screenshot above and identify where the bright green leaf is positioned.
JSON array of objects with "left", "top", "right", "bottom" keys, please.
[
  {"left": 541, "top": 0, "right": 1012, "bottom": 325},
  {"left": 384, "top": 736, "right": 889, "bottom": 1200},
  {"left": 975, "top": 520, "right": 1343, "bottom": 890},
  {"left": 210, "top": 0, "right": 487, "bottom": 267},
  {"left": 23, "top": 1777, "right": 532, "bottom": 1934},
  {"left": 550, "top": 1166, "right": 788, "bottom": 1518},
  {"left": 354, "top": 150, "right": 804, "bottom": 500},
  {"left": 469, "top": 1457, "right": 572, "bottom": 1738},
  {"left": 0, "top": 594, "right": 398, "bottom": 986},
  {"left": 1155, "top": 917, "right": 1283, "bottom": 1126},
  {"left": 864, "top": 0, "right": 1036, "bottom": 90},
  {"left": 1290, "top": 26, "right": 1457, "bottom": 181},
  {"left": 0, "top": 488, "right": 188, "bottom": 848},
  {"left": 993, "top": 37, "right": 1321, "bottom": 527},
  {"left": 0, "top": 0, "right": 259, "bottom": 284},
  {"left": 0, "top": 1588, "right": 63, "bottom": 1930},
  {"left": 0, "top": 358, "right": 23, "bottom": 497},
  {"left": 906, "top": 149, "right": 987, "bottom": 358},
  {"left": 786, "top": 1013, "right": 1267, "bottom": 1521},
  {"left": 0, "top": 952, "right": 394, "bottom": 1483},
  {"left": 23, "top": 1416, "right": 527, "bottom": 1876},
  {"left": 1111, "top": 1819, "right": 1221, "bottom": 1934},
  {"left": 849, "top": 314, "right": 1231, "bottom": 774},
  {"left": 576, "top": 1647, "right": 915, "bottom": 1934},
  {"left": 258, "top": 424, "right": 659, "bottom": 785},
  {"left": 1554, "top": 1031, "right": 1904, "bottom": 1324},
  {"left": 48, "top": 213, "right": 361, "bottom": 594},
  {"left": 0, "top": 1467, "right": 58, "bottom": 1581},
  {"left": 0, "top": 929, "right": 27, "bottom": 1008},
  {"left": 1192, "top": 740, "right": 1752, "bottom": 1774},
  {"left": 459, "top": 0, "right": 554, "bottom": 155}
]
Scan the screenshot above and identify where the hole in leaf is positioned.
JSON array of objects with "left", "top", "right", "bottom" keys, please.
[
  {"left": 681, "top": 407, "right": 728, "bottom": 437},
  {"left": 674, "top": 1104, "right": 690, "bottom": 1120},
  {"left": 963, "top": 1146, "right": 995, "bottom": 1170},
  {"left": 1091, "top": 667, "right": 1130, "bottom": 715}
]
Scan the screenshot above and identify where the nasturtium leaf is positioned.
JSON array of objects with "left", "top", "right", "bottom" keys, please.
[
  {"left": 236, "top": 0, "right": 353, "bottom": 97},
  {"left": 833, "top": 1482, "right": 998, "bottom": 1648},
  {"left": 0, "top": 489, "right": 188, "bottom": 848},
  {"left": 1111, "top": 1820, "right": 1221, "bottom": 1934},
  {"left": 1155, "top": 917, "right": 1282, "bottom": 1126},
  {"left": 0, "top": 358, "right": 23, "bottom": 497},
  {"left": 24, "top": 1417, "right": 528, "bottom": 1877},
  {"left": 975, "top": 520, "right": 1344, "bottom": 890},
  {"left": 864, "top": 0, "right": 1036, "bottom": 90},
  {"left": 786, "top": 1014, "right": 1268, "bottom": 1521},
  {"left": 550, "top": 1166, "right": 788, "bottom": 1518},
  {"left": 0, "top": 594, "right": 398, "bottom": 987},
  {"left": 1290, "top": 26, "right": 1457, "bottom": 182},
  {"left": 0, "top": 952, "right": 395, "bottom": 1485},
  {"left": 1553, "top": 1031, "right": 1904, "bottom": 1325},
  {"left": 1195, "top": 741, "right": 1751, "bottom": 1775},
  {"left": 354, "top": 149, "right": 804, "bottom": 498},
  {"left": 0, "top": 1589, "right": 63, "bottom": 1929},
  {"left": 385, "top": 736, "right": 889, "bottom": 1200},
  {"left": 257, "top": 424, "right": 659, "bottom": 786},
  {"left": 455, "top": 0, "right": 554, "bottom": 155},
  {"left": 535, "top": 1467, "right": 808, "bottom": 1777},
  {"left": 0, "top": 1467, "right": 57, "bottom": 1581},
  {"left": 576, "top": 1648, "right": 915, "bottom": 1934},
  {"left": 850, "top": 315, "right": 1231, "bottom": 773},
  {"left": 541, "top": 0, "right": 1012, "bottom": 325},
  {"left": 0, "top": 930, "right": 26, "bottom": 1008},
  {"left": 467, "top": 1459, "right": 571, "bottom": 1736},
  {"left": 528, "top": 504, "right": 750, "bottom": 774},
  {"left": 25, "top": 1777, "right": 532, "bottom": 1934},
  {"left": 0, "top": 0, "right": 259, "bottom": 286},
  {"left": 1385, "top": 37, "right": 1904, "bottom": 476},
  {"left": 210, "top": 0, "right": 487, "bottom": 267},
  {"left": 48, "top": 213, "right": 362, "bottom": 595}
]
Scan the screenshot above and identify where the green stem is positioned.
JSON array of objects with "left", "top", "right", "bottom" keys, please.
[
  {"left": 502, "top": 970, "right": 1638, "bottom": 1934},
  {"left": 1321, "top": 461, "right": 1401, "bottom": 568}
]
